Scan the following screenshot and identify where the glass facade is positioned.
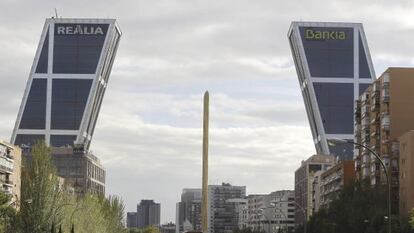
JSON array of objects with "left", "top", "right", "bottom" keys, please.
[
  {"left": 328, "top": 143, "right": 354, "bottom": 160},
  {"left": 50, "top": 135, "right": 77, "bottom": 147},
  {"left": 300, "top": 27, "right": 354, "bottom": 78},
  {"left": 359, "top": 35, "right": 371, "bottom": 79},
  {"left": 19, "top": 79, "right": 47, "bottom": 129},
  {"left": 313, "top": 83, "right": 354, "bottom": 134},
  {"left": 51, "top": 79, "right": 93, "bottom": 130},
  {"left": 53, "top": 24, "right": 108, "bottom": 74},
  {"left": 15, "top": 134, "right": 45, "bottom": 146},
  {"left": 35, "top": 28, "right": 49, "bottom": 73},
  {"left": 359, "top": 84, "right": 371, "bottom": 96},
  {"left": 290, "top": 22, "right": 375, "bottom": 160},
  {"left": 12, "top": 19, "right": 121, "bottom": 150}
]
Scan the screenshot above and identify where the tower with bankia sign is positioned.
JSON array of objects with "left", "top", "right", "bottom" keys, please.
[
  {"left": 288, "top": 22, "right": 376, "bottom": 160},
  {"left": 11, "top": 18, "right": 121, "bottom": 150}
]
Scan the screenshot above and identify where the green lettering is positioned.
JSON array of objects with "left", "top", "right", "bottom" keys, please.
[
  {"left": 315, "top": 31, "right": 321, "bottom": 39},
  {"left": 305, "top": 29, "right": 314, "bottom": 39}
]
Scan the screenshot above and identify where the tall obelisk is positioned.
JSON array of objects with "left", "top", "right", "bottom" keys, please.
[{"left": 201, "top": 91, "right": 209, "bottom": 233}]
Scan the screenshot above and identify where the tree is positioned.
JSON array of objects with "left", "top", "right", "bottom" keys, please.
[
  {"left": 18, "top": 141, "right": 64, "bottom": 233},
  {"left": 411, "top": 208, "right": 414, "bottom": 228},
  {"left": 0, "top": 191, "right": 16, "bottom": 232},
  {"left": 298, "top": 180, "right": 393, "bottom": 233},
  {"left": 129, "top": 226, "right": 160, "bottom": 233},
  {"left": 99, "top": 195, "right": 127, "bottom": 233}
]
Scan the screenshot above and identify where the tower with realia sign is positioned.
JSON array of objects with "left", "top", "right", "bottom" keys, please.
[{"left": 11, "top": 18, "right": 121, "bottom": 150}]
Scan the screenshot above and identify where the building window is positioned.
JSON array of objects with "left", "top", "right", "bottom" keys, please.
[
  {"left": 53, "top": 23, "right": 109, "bottom": 74},
  {"left": 19, "top": 79, "right": 47, "bottom": 129},
  {"left": 51, "top": 79, "right": 92, "bottom": 130}
]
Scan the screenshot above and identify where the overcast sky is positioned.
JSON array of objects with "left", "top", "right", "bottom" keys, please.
[{"left": 1, "top": 0, "right": 414, "bottom": 223}]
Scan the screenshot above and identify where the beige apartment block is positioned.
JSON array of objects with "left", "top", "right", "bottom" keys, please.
[
  {"left": 0, "top": 140, "right": 21, "bottom": 208},
  {"left": 319, "top": 160, "right": 355, "bottom": 209},
  {"left": 355, "top": 67, "right": 414, "bottom": 215},
  {"left": 398, "top": 130, "right": 414, "bottom": 218},
  {"left": 294, "top": 154, "right": 335, "bottom": 226}
]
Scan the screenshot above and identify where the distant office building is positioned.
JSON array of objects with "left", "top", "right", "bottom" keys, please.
[
  {"left": 319, "top": 160, "right": 355, "bottom": 209},
  {"left": 12, "top": 18, "right": 121, "bottom": 149},
  {"left": 22, "top": 145, "right": 105, "bottom": 195},
  {"left": 208, "top": 183, "right": 246, "bottom": 233},
  {"left": 127, "top": 212, "right": 139, "bottom": 228},
  {"left": 294, "top": 155, "right": 335, "bottom": 226},
  {"left": 176, "top": 188, "right": 202, "bottom": 233},
  {"left": 399, "top": 130, "right": 414, "bottom": 218},
  {"left": 0, "top": 141, "right": 21, "bottom": 208},
  {"left": 128, "top": 200, "right": 161, "bottom": 229},
  {"left": 239, "top": 191, "right": 295, "bottom": 233},
  {"left": 288, "top": 22, "right": 375, "bottom": 160},
  {"left": 160, "top": 222, "right": 176, "bottom": 233},
  {"left": 354, "top": 68, "right": 414, "bottom": 214}
]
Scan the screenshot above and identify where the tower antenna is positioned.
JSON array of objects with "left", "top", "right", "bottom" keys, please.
[{"left": 54, "top": 8, "right": 59, "bottom": 18}]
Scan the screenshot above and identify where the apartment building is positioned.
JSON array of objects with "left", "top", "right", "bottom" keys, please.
[
  {"left": 355, "top": 67, "right": 414, "bottom": 215},
  {"left": 294, "top": 155, "right": 335, "bottom": 226},
  {"left": 398, "top": 130, "right": 414, "bottom": 218},
  {"left": 319, "top": 160, "right": 355, "bottom": 209},
  {"left": 0, "top": 141, "right": 21, "bottom": 208},
  {"left": 238, "top": 191, "right": 295, "bottom": 233},
  {"left": 208, "top": 183, "right": 246, "bottom": 233}
]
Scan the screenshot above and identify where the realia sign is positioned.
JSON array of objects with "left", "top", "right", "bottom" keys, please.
[{"left": 55, "top": 24, "right": 108, "bottom": 36}]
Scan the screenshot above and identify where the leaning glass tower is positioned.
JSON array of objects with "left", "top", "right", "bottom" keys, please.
[
  {"left": 288, "top": 22, "right": 375, "bottom": 160},
  {"left": 11, "top": 18, "right": 121, "bottom": 150}
]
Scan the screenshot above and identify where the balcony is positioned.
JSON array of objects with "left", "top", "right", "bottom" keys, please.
[
  {"left": 381, "top": 116, "right": 390, "bottom": 131},
  {"left": 382, "top": 73, "right": 390, "bottom": 84},
  {"left": 3, "top": 180, "right": 13, "bottom": 187}
]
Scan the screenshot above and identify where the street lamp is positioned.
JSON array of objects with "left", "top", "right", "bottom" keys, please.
[{"left": 328, "top": 138, "right": 391, "bottom": 233}]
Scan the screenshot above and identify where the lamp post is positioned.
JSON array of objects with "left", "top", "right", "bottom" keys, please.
[{"left": 328, "top": 138, "right": 391, "bottom": 233}]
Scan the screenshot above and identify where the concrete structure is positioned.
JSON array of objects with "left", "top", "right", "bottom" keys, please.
[
  {"left": 319, "top": 160, "right": 355, "bottom": 209},
  {"left": 0, "top": 141, "right": 21, "bottom": 208},
  {"left": 399, "top": 130, "right": 414, "bottom": 218},
  {"left": 202, "top": 91, "right": 209, "bottom": 233},
  {"left": 354, "top": 68, "right": 414, "bottom": 214},
  {"left": 294, "top": 154, "right": 335, "bottom": 226},
  {"left": 288, "top": 22, "right": 375, "bottom": 160},
  {"left": 21, "top": 145, "right": 105, "bottom": 195},
  {"left": 12, "top": 18, "right": 121, "bottom": 149},
  {"left": 208, "top": 183, "right": 246, "bottom": 233},
  {"left": 127, "top": 199, "right": 161, "bottom": 229},
  {"left": 239, "top": 191, "right": 295, "bottom": 233},
  {"left": 311, "top": 170, "right": 323, "bottom": 214},
  {"left": 176, "top": 189, "right": 202, "bottom": 233}
]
